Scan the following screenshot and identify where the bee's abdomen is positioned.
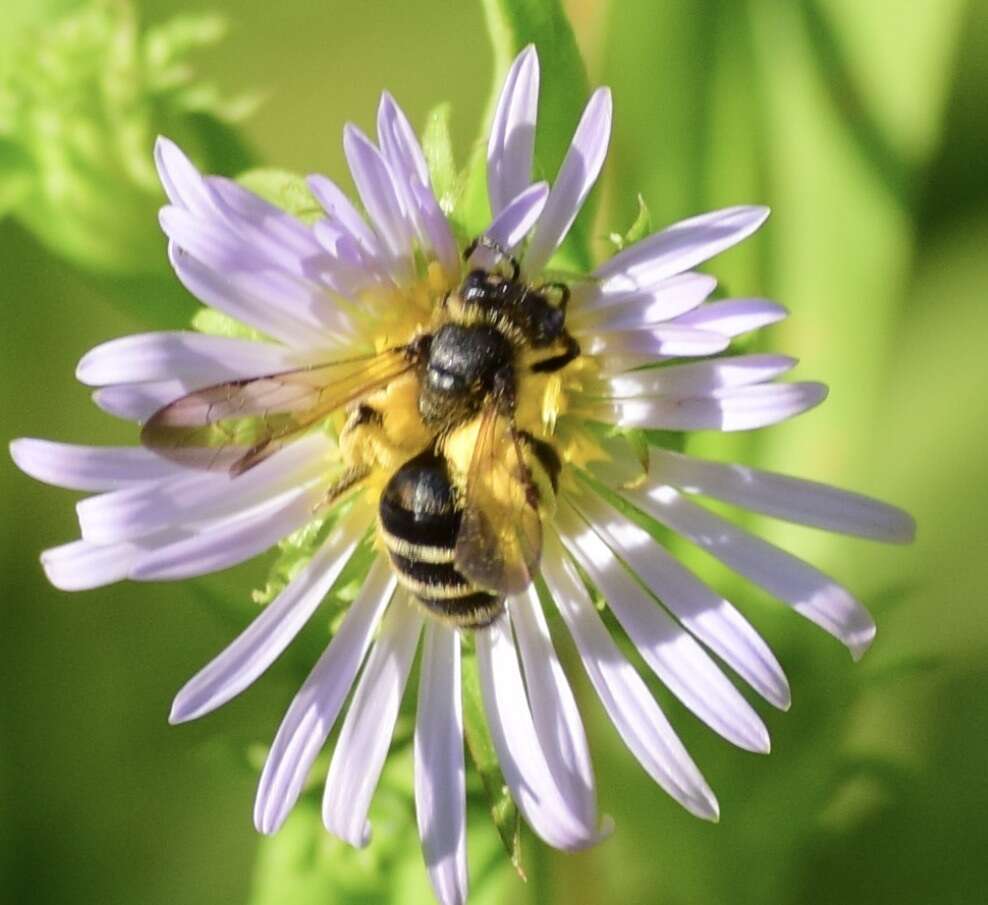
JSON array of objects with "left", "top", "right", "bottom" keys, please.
[{"left": 379, "top": 450, "right": 502, "bottom": 630}]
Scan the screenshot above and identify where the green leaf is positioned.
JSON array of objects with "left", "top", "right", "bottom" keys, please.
[
  {"left": 0, "top": 0, "right": 255, "bottom": 276},
  {"left": 457, "top": 0, "right": 593, "bottom": 269},
  {"left": 460, "top": 644, "right": 524, "bottom": 877},
  {"left": 0, "top": 138, "right": 33, "bottom": 217}
]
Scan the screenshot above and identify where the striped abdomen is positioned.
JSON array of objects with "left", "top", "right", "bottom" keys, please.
[{"left": 378, "top": 450, "right": 503, "bottom": 629}]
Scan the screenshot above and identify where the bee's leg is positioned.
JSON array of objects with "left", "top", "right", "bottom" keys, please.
[
  {"left": 313, "top": 465, "right": 371, "bottom": 513},
  {"left": 531, "top": 333, "right": 581, "bottom": 373},
  {"left": 490, "top": 362, "right": 518, "bottom": 413},
  {"left": 515, "top": 430, "right": 563, "bottom": 493},
  {"left": 464, "top": 235, "right": 521, "bottom": 281},
  {"left": 541, "top": 281, "right": 571, "bottom": 313}
]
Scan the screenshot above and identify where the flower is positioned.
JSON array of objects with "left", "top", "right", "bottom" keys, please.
[{"left": 10, "top": 45, "right": 914, "bottom": 905}]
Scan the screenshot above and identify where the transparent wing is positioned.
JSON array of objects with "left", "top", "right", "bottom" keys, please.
[
  {"left": 454, "top": 403, "right": 542, "bottom": 595},
  {"left": 141, "top": 346, "right": 416, "bottom": 474}
]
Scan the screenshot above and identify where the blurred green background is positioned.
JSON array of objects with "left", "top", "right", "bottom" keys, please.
[{"left": 1, "top": 1, "right": 986, "bottom": 903}]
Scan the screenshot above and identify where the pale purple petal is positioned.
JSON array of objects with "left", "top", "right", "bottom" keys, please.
[
  {"left": 169, "top": 504, "right": 371, "bottom": 724},
  {"left": 510, "top": 587, "right": 602, "bottom": 830},
  {"left": 595, "top": 206, "right": 770, "bottom": 287},
  {"left": 557, "top": 502, "right": 770, "bottom": 752},
  {"left": 541, "top": 533, "right": 719, "bottom": 820},
  {"left": 627, "top": 485, "right": 876, "bottom": 658},
  {"left": 205, "top": 175, "right": 327, "bottom": 265},
  {"left": 581, "top": 325, "right": 730, "bottom": 359},
  {"left": 40, "top": 535, "right": 180, "bottom": 591},
  {"left": 573, "top": 487, "right": 790, "bottom": 709},
  {"left": 569, "top": 272, "right": 717, "bottom": 328},
  {"left": 306, "top": 174, "right": 383, "bottom": 257},
  {"left": 167, "top": 243, "right": 331, "bottom": 349},
  {"left": 475, "top": 616, "right": 601, "bottom": 849},
  {"left": 10, "top": 439, "right": 186, "bottom": 491},
  {"left": 487, "top": 45, "right": 540, "bottom": 216},
  {"left": 408, "top": 177, "right": 460, "bottom": 277},
  {"left": 77, "top": 433, "right": 334, "bottom": 544},
  {"left": 323, "top": 596, "right": 422, "bottom": 846},
  {"left": 605, "top": 355, "right": 797, "bottom": 398},
  {"left": 254, "top": 558, "right": 395, "bottom": 833},
  {"left": 415, "top": 622, "right": 467, "bottom": 905},
  {"left": 479, "top": 182, "right": 549, "bottom": 258},
  {"left": 154, "top": 136, "right": 215, "bottom": 217},
  {"left": 93, "top": 380, "right": 189, "bottom": 423},
  {"left": 130, "top": 480, "right": 331, "bottom": 582},
  {"left": 524, "top": 88, "right": 613, "bottom": 275},
  {"left": 378, "top": 93, "right": 459, "bottom": 277},
  {"left": 672, "top": 298, "right": 788, "bottom": 337},
  {"left": 76, "top": 332, "right": 312, "bottom": 388},
  {"left": 649, "top": 447, "right": 915, "bottom": 543},
  {"left": 591, "top": 382, "right": 828, "bottom": 431},
  {"left": 343, "top": 124, "right": 415, "bottom": 283}
]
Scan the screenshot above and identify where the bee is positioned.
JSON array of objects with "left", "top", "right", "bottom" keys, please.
[{"left": 142, "top": 238, "right": 580, "bottom": 629}]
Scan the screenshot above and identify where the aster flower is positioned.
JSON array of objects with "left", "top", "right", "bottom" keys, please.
[{"left": 10, "top": 45, "right": 914, "bottom": 905}]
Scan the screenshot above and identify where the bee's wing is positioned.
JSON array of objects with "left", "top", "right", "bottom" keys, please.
[
  {"left": 141, "top": 346, "right": 416, "bottom": 474},
  {"left": 454, "top": 403, "right": 542, "bottom": 595}
]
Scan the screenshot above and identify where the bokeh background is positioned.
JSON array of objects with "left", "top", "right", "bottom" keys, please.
[{"left": 2, "top": 1, "right": 987, "bottom": 903}]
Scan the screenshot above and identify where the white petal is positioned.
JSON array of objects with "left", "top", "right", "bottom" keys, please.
[
  {"left": 10, "top": 439, "right": 186, "bottom": 491},
  {"left": 129, "top": 481, "right": 330, "bottom": 582},
  {"left": 592, "top": 382, "right": 828, "bottom": 431},
  {"left": 581, "top": 325, "right": 730, "bottom": 360},
  {"left": 343, "top": 124, "right": 415, "bottom": 283},
  {"left": 480, "top": 182, "right": 549, "bottom": 257},
  {"left": 628, "top": 485, "right": 876, "bottom": 658},
  {"left": 649, "top": 447, "right": 915, "bottom": 543},
  {"left": 323, "top": 596, "right": 422, "bottom": 846},
  {"left": 154, "top": 136, "right": 215, "bottom": 216},
  {"left": 77, "top": 433, "right": 334, "bottom": 544},
  {"left": 605, "top": 355, "right": 797, "bottom": 398},
  {"left": 170, "top": 505, "right": 370, "bottom": 724},
  {"left": 572, "top": 487, "right": 790, "bottom": 709},
  {"left": 254, "top": 558, "right": 395, "bottom": 833},
  {"left": 595, "top": 206, "right": 770, "bottom": 287},
  {"left": 525, "top": 88, "right": 613, "bottom": 275},
  {"left": 476, "top": 617, "right": 601, "bottom": 850},
  {"left": 510, "top": 586, "right": 601, "bottom": 829},
  {"left": 673, "top": 298, "right": 788, "bottom": 337},
  {"left": 570, "top": 272, "right": 717, "bottom": 328},
  {"left": 487, "top": 45, "right": 540, "bottom": 216},
  {"left": 76, "top": 331, "right": 310, "bottom": 387},
  {"left": 541, "top": 533, "right": 719, "bottom": 820},
  {"left": 415, "top": 622, "right": 468, "bottom": 905},
  {"left": 557, "top": 502, "right": 770, "bottom": 752}
]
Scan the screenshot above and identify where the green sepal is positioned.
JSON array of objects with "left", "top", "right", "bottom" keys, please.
[
  {"left": 190, "top": 307, "right": 264, "bottom": 341},
  {"left": 607, "top": 193, "right": 651, "bottom": 252},
  {"left": 422, "top": 103, "right": 460, "bottom": 214}
]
